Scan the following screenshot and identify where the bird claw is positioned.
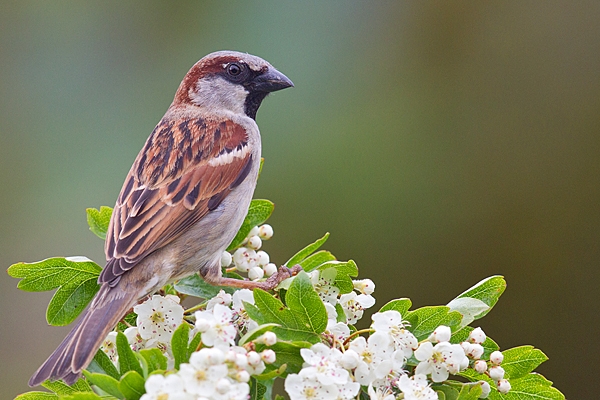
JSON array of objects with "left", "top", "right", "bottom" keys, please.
[{"left": 260, "top": 264, "right": 303, "bottom": 290}]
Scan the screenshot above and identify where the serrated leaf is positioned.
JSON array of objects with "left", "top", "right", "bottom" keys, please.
[
  {"left": 379, "top": 298, "right": 412, "bottom": 316},
  {"left": 245, "top": 290, "right": 320, "bottom": 343},
  {"left": 433, "top": 384, "right": 459, "bottom": 400},
  {"left": 8, "top": 257, "right": 102, "bottom": 326},
  {"left": 501, "top": 373, "right": 565, "bottom": 400},
  {"left": 118, "top": 371, "right": 145, "bottom": 400},
  {"left": 139, "top": 349, "right": 168, "bottom": 374},
  {"left": 250, "top": 378, "right": 267, "bottom": 400},
  {"left": 266, "top": 341, "right": 312, "bottom": 374},
  {"left": 117, "top": 332, "right": 143, "bottom": 376},
  {"left": 15, "top": 392, "right": 58, "bottom": 400},
  {"left": 447, "top": 297, "right": 490, "bottom": 328},
  {"left": 42, "top": 379, "right": 91, "bottom": 395},
  {"left": 227, "top": 199, "right": 275, "bottom": 251},
  {"left": 451, "top": 327, "right": 499, "bottom": 358},
  {"left": 172, "top": 322, "right": 193, "bottom": 369},
  {"left": 299, "top": 250, "right": 336, "bottom": 272},
  {"left": 315, "top": 260, "right": 358, "bottom": 294},
  {"left": 174, "top": 273, "right": 233, "bottom": 299},
  {"left": 87, "top": 349, "right": 121, "bottom": 380},
  {"left": 285, "top": 233, "right": 329, "bottom": 267},
  {"left": 86, "top": 206, "right": 113, "bottom": 240},
  {"left": 82, "top": 371, "right": 123, "bottom": 399},
  {"left": 253, "top": 364, "right": 287, "bottom": 380},
  {"left": 286, "top": 271, "right": 328, "bottom": 334},
  {"left": 188, "top": 331, "right": 202, "bottom": 354},
  {"left": 452, "top": 276, "right": 506, "bottom": 320},
  {"left": 239, "top": 323, "right": 281, "bottom": 346},
  {"left": 404, "top": 306, "right": 463, "bottom": 340},
  {"left": 501, "top": 346, "right": 548, "bottom": 380}
]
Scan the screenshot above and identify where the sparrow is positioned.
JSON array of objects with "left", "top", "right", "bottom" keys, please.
[{"left": 29, "top": 51, "right": 295, "bottom": 387}]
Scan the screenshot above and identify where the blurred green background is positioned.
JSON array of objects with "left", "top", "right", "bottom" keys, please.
[{"left": 1, "top": 2, "right": 598, "bottom": 398}]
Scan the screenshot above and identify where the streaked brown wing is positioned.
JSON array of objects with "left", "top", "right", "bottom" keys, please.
[{"left": 100, "top": 117, "right": 253, "bottom": 285}]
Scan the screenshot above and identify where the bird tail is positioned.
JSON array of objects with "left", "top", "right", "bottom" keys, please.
[{"left": 29, "top": 283, "right": 138, "bottom": 387}]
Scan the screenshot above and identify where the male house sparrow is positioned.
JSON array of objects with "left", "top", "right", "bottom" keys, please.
[{"left": 29, "top": 51, "right": 294, "bottom": 386}]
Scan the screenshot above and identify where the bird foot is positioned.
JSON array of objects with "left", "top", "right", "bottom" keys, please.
[{"left": 258, "top": 264, "right": 303, "bottom": 290}]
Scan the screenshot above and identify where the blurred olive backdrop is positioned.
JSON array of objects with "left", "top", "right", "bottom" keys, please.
[{"left": 1, "top": 2, "right": 598, "bottom": 398}]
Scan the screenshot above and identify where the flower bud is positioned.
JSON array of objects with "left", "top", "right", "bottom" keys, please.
[
  {"left": 235, "top": 370, "right": 250, "bottom": 383},
  {"left": 258, "top": 224, "right": 273, "bottom": 240},
  {"left": 248, "top": 266, "right": 264, "bottom": 281},
  {"left": 469, "top": 327, "right": 486, "bottom": 344},
  {"left": 247, "top": 235, "right": 262, "bottom": 250},
  {"left": 256, "top": 250, "right": 270, "bottom": 266},
  {"left": 497, "top": 379, "right": 511, "bottom": 394},
  {"left": 261, "top": 331, "right": 277, "bottom": 346},
  {"left": 340, "top": 349, "right": 360, "bottom": 370},
  {"left": 467, "top": 344, "right": 484, "bottom": 360},
  {"left": 488, "top": 365, "right": 505, "bottom": 381},
  {"left": 490, "top": 350, "right": 504, "bottom": 365},
  {"left": 479, "top": 381, "right": 491, "bottom": 398},
  {"left": 261, "top": 349, "right": 276, "bottom": 364},
  {"left": 474, "top": 360, "right": 487, "bottom": 374},
  {"left": 216, "top": 378, "right": 231, "bottom": 394},
  {"left": 430, "top": 325, "right": 451, "bottom": 343},
  {"left": 220, "top": 251, "right": 232, "bottom": 267},
  {"left": 263, "top": 263, "right": 277, "bottom": 277},
  {"left": 247, "top": 351, "right": 261, "bottom": 366}
]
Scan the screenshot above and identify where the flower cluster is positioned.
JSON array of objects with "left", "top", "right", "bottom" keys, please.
[{"left": 221, "top": 224, "right": 278, "bottom": 281}]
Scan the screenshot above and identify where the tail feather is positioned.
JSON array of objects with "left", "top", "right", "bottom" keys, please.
[{"left": 29, "top": 285, "right": 138, "bottom": 387}]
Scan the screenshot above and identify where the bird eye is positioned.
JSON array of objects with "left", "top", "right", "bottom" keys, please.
[{"left": 227, "top": 63, "right": 242, "bottom": 76}]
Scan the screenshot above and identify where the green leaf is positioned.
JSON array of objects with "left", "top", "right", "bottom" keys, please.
[
  {"left": 87, "top": 348, "right": 121, "bottom": 380},
  {"left": 250, "top": 378, "right": 267, "bottom": 400},
  {"left": 57, "top": 393, "right": 102, "bottom": 400},
  {"left": 227, "top": 199, "right": 275, "bottom": 251},
  {"left": 501, "top": 346, "right": 549, "bottom": 380},
  {"left": 504, "top": 373, "right": 565, "bottom": 400},
  {"left": 188, "top": 332, "right": 202, "bottom": 354},
  {"left": 265, "top": 341, "right": 312, "bottom": 374},
  {"left": 174, "top": 273, "right": 233, "bottom": 299},
  {"left": 118, "top": 371, "right": 146, "bottom": 400},
  {"left": 15, "top": 393, "right": 58, "bottom": 400},
  {"left": 286, "top": 271, "right": 328, "bottom": 334},
  {"left": 139, "top": 349, "right": 168, "bottom": 374},
  {"left": 404, "top": 306, "right": 463, "bottom": 340},
  {"left": 117, "top": 332, "right": 143, "bottom": 376},
  {"left": 315, "top": 260, "right": 358, "bottom": 293},
  {"left": 239, "top": 323, "right": 281, "bottom": 346},
  {"left": 455, "top": 383, "right": 482, "bottom": 400},
  {"left": 8, "top": 257, "right": 102, "bottom": 326},
  {"left": 245, "top": 290, "right": 320, "bottom": 343},
  {"left": 447, "top": 297, "right": 490, "bottom": 328},
  {"left": 86, "top": 206, "right": 113, "bottom": 240},
  {"left": 253, "top": 364, "right": 287, "bottom": 380},
  {"left": 379, "top": 298, "right": 412, "bottom": 316},
  {"left": 299, "top": 250, "right": 336, "bottom": 272},
  {"left": 172, "top": 322, "right": 193, "bottom": 369},
  {"left": 285, "top": 233, "right": 330, "bottom": 267},
  {"left": 433, "top": 384, "right": 459, "bottom": 400},
  {"left": 82, "top": 371, "right": 123, "bottom": 399},
  {"left": 451, "top": 276, "right": 506, "bottom": 321},
  {"left": 451, "top": 327, "right": 499, "bottom": 359},
  {"left": 42, "top": 379, "right": 91, "bottom": 395}
]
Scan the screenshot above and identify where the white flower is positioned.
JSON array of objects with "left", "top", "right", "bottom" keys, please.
[
  {"left": 179, "top": 349, "right": 228, "bottom": 397},
  {"left": 497, "top": 378, "right": 511, "bottom": 394},
  {"left": 397, "top": 374, "right": 437, "bottom": 400},
  {"left": 134, "top": 295, "right": 184, "bottom": 344},
  {"left": 465, "top": 343, "right": 484, "bottom": 359},
  {"left": 300, "top": 343, "right": 349, "bottom": 386},
  {"left": 428, "top": 325, "right": 451, "bottom": 343},
  {"left": 367, "top": 384, "right": 395, "bottom": 400},
  {"left": 285, "top": 373, "right": 337, "bottom": 400},
  {"left": 371, "top": 311, "right": 418, "bottom": 358},
  {"left": 414, "top": 341, "right": 468, "bottom": 382},
  {"left": 232, "top": 247, "right": 257, "bottom": 272},
  {"left": 353, "top": 278, "right": 375, "bottom": 295},
  {"left": 340, "top": 349, "right": 360, "bottom": 370},
  {"left": 206, "top": 290, "right": 232, "bottom": 311},
  {"left": 490, "top": 350, "right": 504, "bottom": 365},
  {"left": 101, "top": 331, "right": 118, "bottom": 364},
  {"left": 124, "top": 326, "right": 146, "bottom": 352},
  {"left": 339, "top": 292, "right": 375, "bottom": 324},
  {"left": 474, "top": 360, "right": 488, "bottom": 374},
  {"left": 141, "top": 374, "right": 192, "bottom": 400},
  {"left": 258, "top": 224, "right": 273, "bottom": 240},
  {"left": 232, "top": 289, "right": 258, "bottom": 332},
  {"left": 255, "top": 250, "right": 270, "bottom": 267},
  {"left": 468, "top": 327, "right": 486, "bottom": 344},
  {"left": 195, "top": 304, "right": 237, "bottom": 349},
  {"left": 309, "top": 268, "right": 340, "bottom": 305},
  {"left": 479, "top": 381, "right": 491, "bottom": 398},
  {"left": 349, "top": 335, "right": 394, "bottom": 386}
]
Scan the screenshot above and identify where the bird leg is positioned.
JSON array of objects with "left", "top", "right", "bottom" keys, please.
[{"left": 202, "top": 264, "right": 303, "bottom": 291}]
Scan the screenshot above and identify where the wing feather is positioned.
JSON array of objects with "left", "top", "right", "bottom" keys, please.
[{"left": 100, "top": 116, "right": 253, "bottom": 285}]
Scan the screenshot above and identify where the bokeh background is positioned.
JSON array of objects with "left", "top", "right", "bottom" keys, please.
[{"left": 1, "top": 2, "right": 598, "bottom": 398}]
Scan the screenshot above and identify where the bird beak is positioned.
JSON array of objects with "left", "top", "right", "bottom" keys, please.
[{"left": 252, "top": 67, "right": 294, "bottom": 93}]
